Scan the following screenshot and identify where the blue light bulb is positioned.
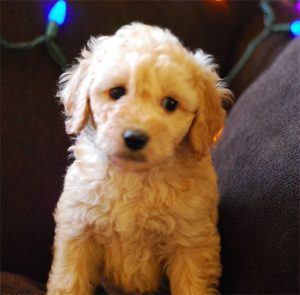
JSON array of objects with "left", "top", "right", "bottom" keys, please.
[
  {"left": 48, "top": 0, "right": 67, "bottom": 26},
  {"left": 290, "top": 20, "right": 300, "bottom": 37}
]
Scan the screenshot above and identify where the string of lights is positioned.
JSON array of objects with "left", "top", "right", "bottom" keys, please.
[
  {"left": 226, "top": 0, "right": 300, "bottom": 84},
  {"left": 0, "top": 0, "right": 67, "bottom": 70},
  {"left": 0, "top": 0, "right": 299, "bottom": 80}
]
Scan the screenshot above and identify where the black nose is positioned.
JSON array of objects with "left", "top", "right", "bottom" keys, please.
[{"left": 123, "top": 130, "right": 149, "bottom": 151}]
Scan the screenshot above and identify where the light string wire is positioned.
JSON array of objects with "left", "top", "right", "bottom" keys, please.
[
  {"left": 0, "top": 23, "right": 67, "bottom": 70},
  {"left": 0, "top": 2, "right": 67, "bottom": 71},
  {"left": 225, "top": 0, "right": 294, "bottom": 84}
]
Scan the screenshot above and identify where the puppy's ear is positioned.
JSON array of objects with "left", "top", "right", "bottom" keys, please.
[
  {"left": 189, "top": 50, "right": 232, "bottom": 159},
  {"left": 58, "top": 49, "right": 92, "bottom": 135},
  {"left": 58, "top": 44, "right": 94, "bottom": 135}
]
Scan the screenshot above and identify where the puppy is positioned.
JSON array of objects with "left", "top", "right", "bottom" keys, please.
[{"left": 47, "top": 23, "right": 230, "bottom": 295}]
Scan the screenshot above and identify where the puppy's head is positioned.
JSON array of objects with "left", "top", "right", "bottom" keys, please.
[{"left": 59, "top": 23, "right": 231, "bottom": 172}]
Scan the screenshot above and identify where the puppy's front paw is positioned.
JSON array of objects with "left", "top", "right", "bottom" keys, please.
[
  {"left": 47, "top": 283, "right": 94, "bottom": 295},
  {"left": 47, "top": 288, "right": 68, "bottom": 295},
  {"left": 47, "top": 288, "right": 93, "bottom": 295}
]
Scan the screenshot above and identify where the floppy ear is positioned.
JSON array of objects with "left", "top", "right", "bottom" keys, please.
[
  {"left": 58, "top": 46, "right": 93, "bottom": 135},
  {"left": 189, "top": 50, "right": 232, "bottom": 159}
]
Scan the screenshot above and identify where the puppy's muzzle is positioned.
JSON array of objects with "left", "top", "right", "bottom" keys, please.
[{"left": 123, "top": 129, "right": 149, "bottom": 151}]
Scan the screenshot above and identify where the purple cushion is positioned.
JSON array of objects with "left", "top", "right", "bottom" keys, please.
[
  {"left": 213, "top": 39, "right": 300, "bottom": 294},
  {"left": 0, "top": 272, "right": 45, "bottom": 295}
]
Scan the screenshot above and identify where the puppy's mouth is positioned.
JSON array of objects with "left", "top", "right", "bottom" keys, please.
[{"left": 108, "top": 154, "right": 150, "bottom": 172}]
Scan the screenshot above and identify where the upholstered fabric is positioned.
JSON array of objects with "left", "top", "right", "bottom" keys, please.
[
  {"left": 0, "top": 272, "right": 45, "bottom": 295},
  {"left": 213, "top": 39, "right": 300, "bottom": 294}
]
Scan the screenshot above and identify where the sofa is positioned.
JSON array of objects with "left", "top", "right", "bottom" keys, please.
[{"left": 1, "top": 1, "right": 299, "bottom": 294}]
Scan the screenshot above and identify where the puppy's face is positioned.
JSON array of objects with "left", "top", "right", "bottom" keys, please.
[
  {"left": 59, "top": 23, "right": 230, "bottom": 172},
  {"left": 89, "top": 50, "right": 199, "bottom": 172}
]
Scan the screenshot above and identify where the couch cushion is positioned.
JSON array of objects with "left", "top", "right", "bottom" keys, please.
[
  {"left": 0, "top": 272, "right": 45, "bottom": 295},
  {"left": 213, "top": 38, "right": 299, "bottom": 294},
  {"left": 0, "top": 272, "right": 110, "bottom": 295}
]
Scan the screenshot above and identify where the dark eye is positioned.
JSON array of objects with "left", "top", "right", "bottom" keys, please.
[
  {"left": 109, "top": 87, "right": 126, "bottom": 100},
  {"left": 162, "top": 97, "right": 178, "bottom": 112}
]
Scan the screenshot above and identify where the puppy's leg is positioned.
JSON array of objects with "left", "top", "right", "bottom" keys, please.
[
  {"left": 167, "top": 234, "right": 221, "bottom": 295},
  {"left": 47, "top": 229, "right": 102, "bottom": 295}
]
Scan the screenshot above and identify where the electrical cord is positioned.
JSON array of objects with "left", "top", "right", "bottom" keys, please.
[
  {"left": 225, "top": 0, "right": 292, "bottom": 84},
  {"left": 0, "top": 29, "right": 67, "bottom": 71},
  {"left": 0, "top": 1, "right": 67, "bottom": 71}
]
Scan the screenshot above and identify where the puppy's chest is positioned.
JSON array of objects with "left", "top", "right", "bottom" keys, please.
[
  {"left": 76, "top": 168, "right": 202, "bottom": 242},
  {"left": 97, "top": 195, "right": 175, "bottom": 243}
]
